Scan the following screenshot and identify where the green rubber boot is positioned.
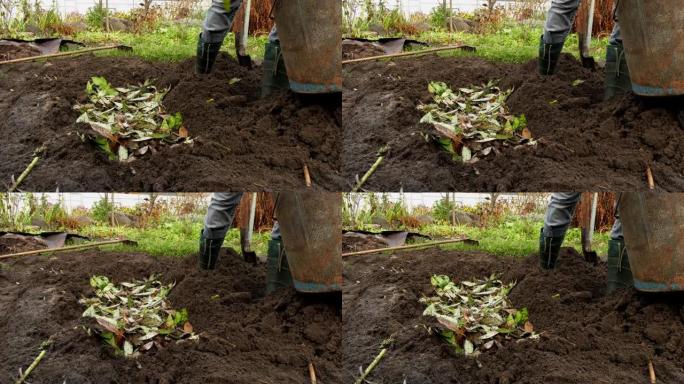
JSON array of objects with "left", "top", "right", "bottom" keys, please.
[
  {"left": 538, "top": 36, "right": 565, "bottom": 75},
  {"left": 604, "top": 42, "right": 632, "bottom": 100},
  {"left": 606, "top": 239, "right": 634, "bottom": 293},
  {"left": 198, "top": 229, "right": 222, "bottom": 270},
  {"left": 539, "top": 229, "right": 565, "bottom": 269},
  {"left": 196, "top": 34, "right": 223, "bottom": 74},
  {"left": 266, "top": 239, "right": 293, "bottom": 293},
  {"left": 261, "top": 41, "right": 290, "bottom": 98}
]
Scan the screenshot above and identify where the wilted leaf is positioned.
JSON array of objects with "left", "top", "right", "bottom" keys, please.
[
  {"left": 572, "top": 79, "right": 585, "bottom": 87},
  {"left": 183, "top": 322, "right": 193, "bottom": 334},
  {"left": 178, "top": 126, "right": 189, "bottom": 138},
  {"left": 229, "top": 77, "right": 241, "bottom": 85},
  {"left": 521, "top": 127, "right": 532, "bottom": 139},
  {"left": 523, "top": 321, "right": 534, "bottom": 333}
]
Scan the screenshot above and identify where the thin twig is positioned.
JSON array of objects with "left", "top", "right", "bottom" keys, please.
[
  {"left": 308, "top": 361, "right": 317, "bottom": 384},
  {"left": 303, "top": 164, "right": 312, "bottom": 188},
  {"left": 352, "top": 156, "right": 384, "bottom": 192},
  {"left": 342, "top": 237, "right": 474, "bottom": 257},
  {"left": 646, "top": 165, "right": 655, "bottom": 190},
  {"left": 9, "top": 155, "right": 40, "bottom": 192},
  {"left": 342, "top": 45, "right": 474, "bottom": 65},
  {"left": 0, "top": 239, "right": 136, "bottom": 260},
  {"left": 1, "top": 45, "right": 131, "bottom": 65},
  {"left": 354, "top": 348, "right": 387, "bottom": 384},
  {"left": 648, "top": 359, "right": 656, "bottom": 384},
  {"left": 15, "top": 349, "right": 47, "bottom": 384}
]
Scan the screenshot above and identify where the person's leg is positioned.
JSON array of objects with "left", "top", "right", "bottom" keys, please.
[
  {"left": 607, "top": 209, "right": 633, "bottom": 293},
  {"left": 540, "top": 192, "right": 581, "bottom": 269},
  {"left": 196, "top": 0, "right": 243, "bottom": 74},
  {"left": 199, "top": 192, "right": 244, "bottom": 269},
  {"left": 266, "top": 219, "right": 293, "bottom": 293},
  {"left": 604, "top": 22, "right": 632, "bottom": 100},
  {"left": 539, "top": 0, "right": 581, "bottom": 75},
  {"left": 261, "top": 25, "right": 290, "bottom": 97}
]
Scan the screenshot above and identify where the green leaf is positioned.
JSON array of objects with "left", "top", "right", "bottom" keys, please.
[{"left": 572, "top": 79, "right": 585, "bottom": 87}]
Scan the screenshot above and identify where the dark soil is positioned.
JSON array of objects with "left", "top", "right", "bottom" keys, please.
[
  {"left": 342, "top": 54, "right": 684, "bottom": 191},
  {"left": 0, "top": 44, "right": 42, "bottom": 61},
  {"left": 0, "top": 54, "right": 342, "bottom": 191},
  {"left": 343, "top": 247, "right": 684, "bottom": 384},
  {"left": 0, "top": 249, "right": 341, "bottom": 383}
]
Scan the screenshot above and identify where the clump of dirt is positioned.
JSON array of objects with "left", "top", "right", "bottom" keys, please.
[
  {"left": 0, "top": 249, "right": 341, "bottom": 383},
  {"left": 343, "top": 247, "right": 684, "bottom": 383},
  {"left": 0, "top": 54, "right": 342, "bottom": 191},
  {"left": 342, "top": 40, "right": 386, "bottom": 60},
  {"left": 343, "top": 54, "right": 684, "bottom": 191}
]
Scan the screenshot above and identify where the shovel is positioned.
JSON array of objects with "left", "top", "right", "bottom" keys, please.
[
  {"left": 234, "top": 0, "right": 253, "bottom": 68},
  {"left": 577, "top": 0, "right": 597, "bottom": 69},
  {"left": 240, "top": 192, "right": 258, "bottom": 265},
  {"left": 581, "top": 192, "right": 599, "bottom": 265}
]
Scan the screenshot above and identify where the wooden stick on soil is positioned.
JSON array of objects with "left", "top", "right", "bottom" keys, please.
[
  {"left": 354, "top": 348, "right": 387, "bottom": 384},
  {"left": 342, "top": 45, "right": 474, "bottom": 65},
  {"left": 646, "top": 165, "right": 655, "bottom": 190},
  {"left": 648, "top": 359, "right": 657, "bottom": 384},
  {"left": 15, "top": 349, "right": 47, "bottom": 384},
  {"left": 308, "top": 361, "right": 317, "bottom": 384},
  {"left": 352, "top": 155, "right": 384, "bottom": 192},
  {"left": 0, "top": 45, "right": 131, "bottom": 65},
  {"left": 342, "top": 237, "right": 474, "bottom": 257},
  {"left": 9, "top": 155, "right": 40, "bottom": 192},
  {"left": 0, "top": 239, "right": 136, "bottom": 260},
  {"left": 303, "top": 164, "right": 312, "bottom": 188}
]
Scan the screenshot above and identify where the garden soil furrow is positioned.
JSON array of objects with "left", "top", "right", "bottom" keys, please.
[
  {"left": 0, "top": 249, "right": 341, "bottom": 383},
  {"left": 342, "top": 54, "right": 684, "bottom": 191},
  {"left": 343, "top": 247, "right": 684, "bottom": 384},
  {"left": 0, "top": 54, "right": 342, "bottom": 191}
]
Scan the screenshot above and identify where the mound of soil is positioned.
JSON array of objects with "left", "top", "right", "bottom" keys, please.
[
  {"left": 343, "top": 247, "right": 684, "bottom": 383},
  {"left": 0, "top": 54, "right": 342, "bottom": 191},
  {"left": 343, "top": 54, "right": 684, "bottom": 191},
  {"left": 0, "top": 249, "right": 341, "bottom": 383},
  {"left": 0, "top": 44, "right": 42, "bottom": 61}
]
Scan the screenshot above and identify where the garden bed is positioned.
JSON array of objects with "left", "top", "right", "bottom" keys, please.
[
  {"left": 0, "top": 249, "right": 341, "bottom": 383},
  {"left": 342, "top": 54, "right": 684, "bottom": 191},
  {"left": 0, "top": 54, "right": 342, "bottom": 191},
  {"left": 343, "top": 246, "right": 684, "bottom": 383}
]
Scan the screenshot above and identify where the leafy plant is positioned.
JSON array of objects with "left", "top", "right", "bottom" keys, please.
[
  {"left": 91, "top": 195, "right": 114, "bottom": 223},
  {"left": 418, "top": 80, "right": 534, "bottom": 163},
  {"left": 74, "top": 76, "right": 191, "bottom": 162},
  {"left": 79, "top": 274, "right": 198, "bottom": 358},
  {"left": 85, "top": 0, "right": 108, "bottom": 30},
  {"left": 420, "top": 274, "right": 538, "bottom": 357}
]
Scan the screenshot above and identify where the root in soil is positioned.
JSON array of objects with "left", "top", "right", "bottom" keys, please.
[
  {"left": 343, "top": 54, "right": 684, "bottom": 191},
  {"left": 343, "top": 246, "right": 684, "bottom": 384},
  {"left": 0, "top": 54, "right": 342, "bottom": 191},
  {"left": 0, "top": 249, "right": 341, "bottom": 383}
]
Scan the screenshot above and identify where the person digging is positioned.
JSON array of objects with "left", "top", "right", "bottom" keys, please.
[
  {"left": 198, "top": 192, "right": 292, "bottom": 293},
  {"left": 539, "top": 0, "right": 630, "bottom": 100},
  {"left": 539, "top": 193, "right": 632, "bottom": 294},
  {"left": 196, "top": 0, "right": 287, "bottom": 97}
]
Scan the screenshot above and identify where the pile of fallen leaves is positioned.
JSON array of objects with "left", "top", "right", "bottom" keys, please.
[
  {"left": 420, "top": 274, "right": 538, "bottom": 357},
  {"left": 79, "top": 275, "right": 198, "bottom": 358},
  {"left": 74, "top": 77, "right": 191, "bottom": 162},
  {"left": 417, "top": 81, "right": 534, "bottom": 163}
]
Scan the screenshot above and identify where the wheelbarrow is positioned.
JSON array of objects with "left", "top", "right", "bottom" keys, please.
[
  {"left": 620, "top": 193, "right": 684, "bottom": 292},
  {"left": 617, "top": 1, "right": 684, "bottom": 96},
  {"left": 271, "top": 0, "right": 342, "bottom": 93},
  {"left": 275, "top": 192, "right": 342, "bottom": 293}
]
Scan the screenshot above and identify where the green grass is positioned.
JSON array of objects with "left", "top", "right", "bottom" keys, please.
[
  {"left": 395, "top": 24, "right": 610, "bottom": 64},
  {"left": 364, "top": 217, "right": 610, "bottom": 259},
  {"left": 73, "top": 23, "right": 269, "bottom": 62},
  {"left": 77, "top": 220, "right": 271, "bottom": 258}
]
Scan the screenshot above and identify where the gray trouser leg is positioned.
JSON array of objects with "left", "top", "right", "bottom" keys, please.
[
  {"left": 203, "top": 192, "right": 244, "bottom": 239},
  {"left": 271, "top": 220, "right": 281, "bottom": 241},
  {"left": 543, "top": 192, "right": 581, "bottom": 237},
  {"left": 610, "top": 216, "right": 623, "bottom": 240},
  {"left": 202, "top": 0, "right": 243, "bottom": 43},
  {"left": 609, "top": 22, "right": 621, "bottom": 45},
  {"left": 268, "top": 25, "right": 279, "bottom": 43},
  {"left": 543, "top": 0, "right": 581, "bottom": 44}
]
